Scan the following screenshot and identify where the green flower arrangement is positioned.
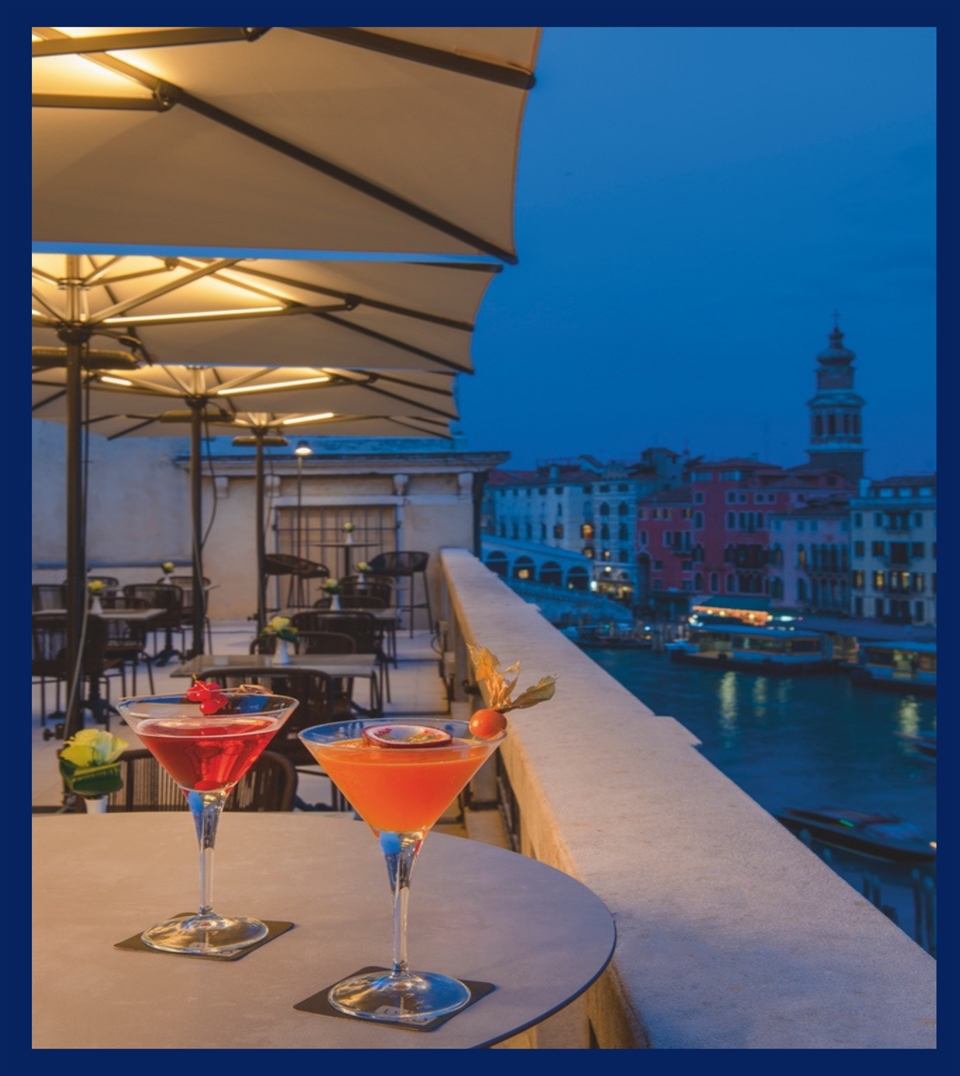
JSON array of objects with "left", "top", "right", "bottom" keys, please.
[
  {"left": 59, "top": 729, "right": 129, "bottom": 798},
  {"left": 260, "top": 615, "right": 299, "bottom": 642}
]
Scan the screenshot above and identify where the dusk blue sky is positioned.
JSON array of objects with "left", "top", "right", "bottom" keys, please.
[{"left": 456, "top": 25, "right": 937, "bottom": 480}]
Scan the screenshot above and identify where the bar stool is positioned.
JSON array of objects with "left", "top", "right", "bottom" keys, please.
[{"left": 365, "top": 552, "right": 433, "bottom": 637}]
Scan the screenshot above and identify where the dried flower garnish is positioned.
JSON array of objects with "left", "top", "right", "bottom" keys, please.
[
  {"left": 467, "top": 645, "right": 557, "bottom": 713},
  {"left": 185, "top": 677, "right": 228, "bottom": 714}
]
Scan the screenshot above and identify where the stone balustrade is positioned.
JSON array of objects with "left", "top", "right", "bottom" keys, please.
[{"left": 439, "top": 547, "right": 936, "bottom": 1049}]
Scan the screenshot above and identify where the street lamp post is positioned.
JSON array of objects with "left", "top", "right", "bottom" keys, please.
[{"left": 294, "top": 441, "right": 313, "bottom": 605}]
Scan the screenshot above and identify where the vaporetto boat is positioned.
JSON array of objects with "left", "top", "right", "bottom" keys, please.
[{"left": 665, "top": 623, "right": 834, "bottom": 674}]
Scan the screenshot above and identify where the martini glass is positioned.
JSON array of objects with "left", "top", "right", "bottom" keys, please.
[
  {"left": 299, "top": 717, "right": 505, "bottom": 1024},
  {"left": 116, "top": 687, "right": 298, "bottom": 956}
]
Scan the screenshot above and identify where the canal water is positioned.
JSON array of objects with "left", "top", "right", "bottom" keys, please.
[{"left": 584, "top": 646, "right": 937, "bottom": 953}]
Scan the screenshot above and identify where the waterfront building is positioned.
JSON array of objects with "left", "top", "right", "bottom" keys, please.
[
  {"left": 767, "top": 496, "right": 851, "bottom": 613},
  {"left": 482, "top": 449, "right": 684, "bottom": 606},
  {"left": 637, "top": 458, "right": 848, "bottom": 615},
  {"left": 849, "top": 474, "right": 937, "bottom": 625}
]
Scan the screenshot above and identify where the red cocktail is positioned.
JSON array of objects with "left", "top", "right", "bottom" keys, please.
[{"left": 117, "top": 688, "right": 298, "bottom": 956}]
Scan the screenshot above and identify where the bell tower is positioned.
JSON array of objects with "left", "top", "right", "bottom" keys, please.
[{"left": 806, "top": 314, "right": 865, "bottom": 482}]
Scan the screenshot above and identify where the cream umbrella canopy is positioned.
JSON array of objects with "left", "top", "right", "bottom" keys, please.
[
  {"left": 33, "top": 251, "right": 486, "bottom": 739},
  {"left": 33, "top": 26, "right": 540, "bottom": 261},
  {"left": 33, "top": 363, "right": 459, "bottom": 647}
]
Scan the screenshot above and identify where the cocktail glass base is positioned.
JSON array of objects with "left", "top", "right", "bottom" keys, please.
[
  {"left": 142, "top": 912, "right": 269, "bottom": 956},
  {"left": 328, "top": 968, "right": 471, "bottom": 1024}
]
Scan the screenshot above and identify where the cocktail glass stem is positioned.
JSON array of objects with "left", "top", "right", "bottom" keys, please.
[
  {"left": 382, "top": 831, "right": 421, "bottom": 976},
  {"left": 188, "top": 789, "right": 227, "bottom": 919}
]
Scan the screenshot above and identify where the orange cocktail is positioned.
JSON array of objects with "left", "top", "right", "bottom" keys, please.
[{"left": 304, "top": 733, "right": 494, "bottom": 834}]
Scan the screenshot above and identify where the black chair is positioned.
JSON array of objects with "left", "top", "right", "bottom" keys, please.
[
  {"left": 365, "top": 552, "right": 433, "bottom": 637},
  {"left": 292, "top": 610, "right": 391, "bottom": 704},
  {"left": 122, "top": 584, "right": 185, "bottom": 660},
  {"left": 76, "top": 748, "right": 297, "bottom": 812},
  {"left": 32, "top": 613, "right": 125, "bottom": 730},
  {"left": 32, "top": 584, "right": 66, "bottom": 611},
  {"left": 160, "top": 574, "right": 214, "bottom": 653},
  {"left": 336, "top": 583, "right": 398, "bottom": 665},
  {"left": 263, "top": 554, "right": 330, "bottom": 610},
  {"left": 100, "top": 595, "right": 156, "bottom": 696}
]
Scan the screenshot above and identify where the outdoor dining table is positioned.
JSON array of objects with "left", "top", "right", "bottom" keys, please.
[
  {"left": 171, "top": 652, "right": 383, "bottom": 716},
  {"left": 32, "top": 812, "right": 616, "bottom": 1049},
  {"left": 312, "top": 540, "right": 379, "bottom": 580}
]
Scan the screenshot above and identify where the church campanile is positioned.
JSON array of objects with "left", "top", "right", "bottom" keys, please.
[{"left": 805, "top": 315, "right": 865, "bottom": 482}]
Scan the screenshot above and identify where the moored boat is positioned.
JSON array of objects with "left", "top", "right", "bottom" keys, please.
[
  {"left": 774, "top": 806, "right": 936, "bottom": 864},
  {"left": 851, "top": 640, "right": 936, "bottom": 694},
  {"left": 665, "top": 623, "right": 833, "bottom": 673}
]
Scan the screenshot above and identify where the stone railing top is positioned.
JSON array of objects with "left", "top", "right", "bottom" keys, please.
[{"left": 440, "top": 547, "right": 936, "bottom": 1049}]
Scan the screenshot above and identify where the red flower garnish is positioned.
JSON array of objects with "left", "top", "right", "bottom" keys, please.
[{"left": 185, "top": 678, "right": 228, "bottom": 714}]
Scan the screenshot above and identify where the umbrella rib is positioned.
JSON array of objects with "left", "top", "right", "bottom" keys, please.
[
  {"left": 349, "top": 383, "right": 457, "bottom": 419},
  {"left": 292, "top": 28, "right": 537, "bottom": 90},
  {"left": 314, "top": 312, "right": 471, "bottom": 373},
  {"left": 232, "top": 265, "right": 477, "bottom": 331},
  {"left": 32, "top": 27, "right": 263, "bottom": 57},
  {"left": 89, "top": 258, "right": 242, "bottom": 323},
  {"left": 355, "top": 370, "right": 456, "bottom": 397}
]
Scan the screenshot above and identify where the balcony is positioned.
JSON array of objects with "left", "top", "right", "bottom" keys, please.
[{"left": 438, "top": 548, "right": 935, "bottom": 1048}]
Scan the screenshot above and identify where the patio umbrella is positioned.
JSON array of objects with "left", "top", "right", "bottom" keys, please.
[
  {"left": 33, "top": 362, "right": 459, "bottom": 650},
  {"left": 33, "top": 26, "right": 540, "bottom": 261},
  {"left": 33, "top": 252, "right": 485, "bottom": 740}
]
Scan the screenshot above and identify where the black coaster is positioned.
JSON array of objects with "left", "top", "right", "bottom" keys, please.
[
  {"left": 115, "top": 914, "right": 294, "bottom": 960},
  {"left": 294, "top": 967, "right": 496, "bottom": 1031}
]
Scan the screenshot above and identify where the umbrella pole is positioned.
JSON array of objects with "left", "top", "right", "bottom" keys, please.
[
  {"left": 256, "top": 432, "right": 267, "bottom": 632},
  {"left": 61, "top": 329, "right": 87, "bottom": 742},
  {"left": 189, "top": 401, "right": 206, "bottom": 657}
]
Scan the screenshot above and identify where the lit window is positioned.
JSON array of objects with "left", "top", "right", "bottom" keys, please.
[{"left": 873, "top": 571, "right": 885, "bottom": 591}]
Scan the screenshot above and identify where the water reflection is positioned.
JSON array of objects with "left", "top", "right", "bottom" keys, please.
[
  {"left": 718, "top": 671, "right": 738, "bottom": 732},
  {"left": 752, "top": 676, "right": 768, "bottom": 720},
  {"left": 897, "top": 696, "right": 922, "bottom": 738}
]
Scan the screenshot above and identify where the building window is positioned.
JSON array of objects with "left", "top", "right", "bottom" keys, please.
[
  {"left": 581, "top": 523, "right": 594, "bottom": 539},
  {"left": 913, "top": 512, "right": 923, "bottom": 527},
  {"left": 553, "top": 524, "right": 564, "bottom": 539},
  {"left": 854, "top": 596, "right": 863, "bottom": 616},
  {"left": 720, "top": 471, "right": 741, "bottom": 480},
  {"left": 726, "top": 512, "right": 735, "bottom": 529},
  {"left": 555, "top": 486, "right": 562, "bottom": 495},
  {"left": 599, "top": 502, "right": 610, "bottom": 516},
  {"left": 600, "top": 524, "right": 610, "bottom": 540},
  {"left": 874, "top": 512, "right": 884, "bottom": 526},
  {"left": 872, "top": 570, "right": 885, "bottom": 591},
  {"left": 852, "top": 570, "right": 864, "bottom": 589},
  {"left": 694, "top": 572, "right": 703, "bottom": 590},
  {"left": 663, "top": 532, "right": 672, "bottom": 547},
  {"left": 691, "top": 472, "right": 713, "bottom": 482},
  {"left": 663, "top": 509, "right": 672, "bottom": 520},
  {"left": 725, "top": 491, "right": 737, "bottom": 504},
  {"left": 710, "top": 572, "right": 719, "bottom": 591},
  {"left": 797, "top": 544, "right": 807, "bottom": 568},
  {"left": 618, "top": 484, "right": 628, "bottom": 492},
  {"left": 871, "top": 541, "right": 885, "bottom": 556},
  {"left": 809, "top": 520, "right": 818, "bottom": 532},
  {"left": 599, "top": 485, "right": 610, "bottom": 493},
  {"left": 640, "top": 530, "right": 648, "bottom": 545},
  {"left": 602, "top": 550, "right": 611, "bottom": 561},
  {"left": 854, "top": 541, "right": 865, "bottom": 557},
  {"left": 638, "top": 508, "right": 646, "bottom": 519},
  {"left": 654, "top": 560, "right": 663, "bottom": 571},
  {"left": 617, "top": 502, "right": 628, "bottom": 516},
  {"left": 694, "top": 492, "right": 705, "bottom": 503},
  {"left": 540, "top": 523, "right": 547, "bottom": 539},
  {"left": 797, "top": 579, "right": 807, "bottom": 602},
  {"left": 525, "top": 523, "right": 532, "bottom": 539},
  {"left": 682, "top": 507, "right": 692, "bottom": 519},
  {"left": 584, "top": 485, "right": 593, "bottom": 494},
  {"left": 727, "top": 574, "right": 736, "bottom": 592},
  {"left": 511, "top": 524, "right": 519, "bottom": 539},
  {"left": 618, "top": 524, "right": 629, "bottom": 541},
  {"left": 912, "top": 573, "right": 925, "bottom": 593},
  {"left": 620, "top": 550, "right": 630, "bottom": 562},
  {"left": 694, "top": 511, "right": 704, "bottom": 529},
  {"left": 853, "top": 513, "right": 863, "bottom": 527},
  {"left": 914, "top": 601, "right": 924, "bottom": 622},
  {"left": 911, "top": 542, "right": 925, "bottom": 558}
]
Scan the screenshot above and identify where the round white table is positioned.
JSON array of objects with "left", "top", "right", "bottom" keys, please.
[{"left": 32, "top": 813, "right": 616, "bottom": 1049}]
